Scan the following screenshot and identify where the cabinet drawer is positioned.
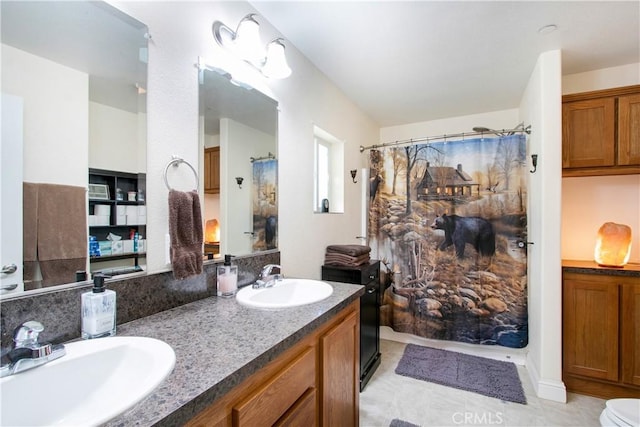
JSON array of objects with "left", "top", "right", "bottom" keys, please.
[
  {"left": 322, "top": 260, "right": 379, "bottom": 284},
  {"left": 233, "top": 346, "right": 316, "bottom": 426},
  {"left": 274, "top": 388, "right": 317, "bottom": 427}
]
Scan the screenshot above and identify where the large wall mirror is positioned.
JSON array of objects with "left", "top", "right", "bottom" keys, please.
[
  {"left": 198, "top": 65, "right": 278, "bottom": 258},
  {"left": 1, "top": 1, "right": 148, "bottom": 296}
]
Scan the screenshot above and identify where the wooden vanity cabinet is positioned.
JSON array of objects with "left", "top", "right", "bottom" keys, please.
[
  {"left": 204, "top": 147, "right": 220, "bottom": 194},
  {"left": 562, "top": 85, "right": 640, "bottom": 177},
  {"left": 562, "top": 266, "right": 640, "bottom": 399},
  {"left": 186, "top": 300, "right": 360, "bottom": 427}
]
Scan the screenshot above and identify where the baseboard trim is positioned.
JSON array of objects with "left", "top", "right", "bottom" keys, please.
[{"left": 526, "top": 351, "right": 567, "bottom": 403}]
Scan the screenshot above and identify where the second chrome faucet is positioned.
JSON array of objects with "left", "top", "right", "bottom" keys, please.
[{"left": 252, "top": 264, "right": 283, "bottom": 289}]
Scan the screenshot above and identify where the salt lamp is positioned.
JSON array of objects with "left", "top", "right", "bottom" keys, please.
[
  {"left": 594, "top": 222, "right": 632, "bottom": 267},
  {"left": 205, "top": 219, "right": 220, "bottom": 243}
]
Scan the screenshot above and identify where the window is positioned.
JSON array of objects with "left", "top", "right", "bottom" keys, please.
[{"left": 313, "top": 125, "right": 344, "bottom": 213}]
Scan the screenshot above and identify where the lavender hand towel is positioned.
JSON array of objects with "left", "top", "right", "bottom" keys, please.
[{"left": 169, "top": 190, "right": 203, "bottom": 279}]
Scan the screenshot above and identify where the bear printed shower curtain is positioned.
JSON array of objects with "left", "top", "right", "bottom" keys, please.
[
  {"left": 368, "top": 135, "right": 528, "bottom": 348},
  {"left": 252, "top": 159, "right": 278, "bottom": 251}
]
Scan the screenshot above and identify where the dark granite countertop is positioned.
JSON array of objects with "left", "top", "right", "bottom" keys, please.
[
  {"left": 103, "top": 280, "right": 364, "bottom": 426},
  {"left": 562, "top": 259, "right": 640, "bottom": 277}
]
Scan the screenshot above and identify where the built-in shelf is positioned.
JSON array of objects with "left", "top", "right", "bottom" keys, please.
[{"left": 89, "top": 168, "right": 146, "bottom": 272}]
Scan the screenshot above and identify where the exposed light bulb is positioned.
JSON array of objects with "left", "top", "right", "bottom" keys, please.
[
  {"left": 262, "top": 39, "right": 292, "bottom": 79},
  {"left": 234, "top": 14, "right": 265, "bottom": 66}
]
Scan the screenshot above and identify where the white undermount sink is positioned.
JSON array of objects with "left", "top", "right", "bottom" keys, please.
[
  {"left": 0, "top": 336, "right": 175, "bottom": 426},
  {"left": 236, "top": 278, "right": 334, "bottom": 309}
]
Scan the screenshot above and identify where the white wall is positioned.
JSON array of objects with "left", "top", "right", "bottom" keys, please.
[
  {"left": 89, "top": 102, "right": 144, "bottom": 173},
  {"left": 563, "top": 62, "right": 639, "bottom": 94},
  {"left": 519, "top": 50, "right": 565, "bottom": 403},
  {"left": 2, "top": 44, "right": 88, "bottom": 187},
  {"left": 561, "top": 63, "right": 640, "bottom": 264},
  {"left": 111, "top": 1, "right": 379, "bottom": 276},
  {"left": 379, "top": 109, "right": 520, "bottom": 143}
]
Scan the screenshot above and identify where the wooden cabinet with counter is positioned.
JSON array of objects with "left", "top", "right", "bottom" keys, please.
[
  {"left": 186, "top": 300, "right": 360, "bottom": 427},
  {"left": 562, "top": 261, "right": 640, "bottom": 399},
  {"left": 562, "top": 85, "right": 640, "bottom": 177}
]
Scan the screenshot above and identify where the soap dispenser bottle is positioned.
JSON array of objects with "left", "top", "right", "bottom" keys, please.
[
  {"left": 217, "top": 254, "right": 238, "bottom": 298},
  {"left": 81, "top": 274, "right": 116, "bottom": 339}
]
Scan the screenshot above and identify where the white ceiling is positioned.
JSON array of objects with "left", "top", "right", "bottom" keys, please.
[{"left": 252, "top": 1, "right": 640, "bottom": 127}]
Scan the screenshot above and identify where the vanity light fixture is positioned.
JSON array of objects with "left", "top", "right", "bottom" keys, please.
[{"left": 212, "top": 14, "right": 292, "bottom": 79}]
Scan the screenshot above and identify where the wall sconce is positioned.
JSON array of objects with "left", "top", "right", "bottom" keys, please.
[
  {"left": 350, "top": 169, "right": 358, "bottom": 183},
  {"left": 235, "top": 177, "right": 244, "bottom": 189},
  {"left": 212, "top": 14, "right": 292, "bottom": 79},
  {"left": 594, "top": 222, "right": 632, "bottom": 267}
]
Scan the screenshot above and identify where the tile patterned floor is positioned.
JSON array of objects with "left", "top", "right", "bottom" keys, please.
[{"left": 360, "top": 339, "right": 606, "bottom": 427}]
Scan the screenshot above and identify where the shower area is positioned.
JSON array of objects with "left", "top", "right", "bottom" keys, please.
[{"left": 366, "top": 125, "right": 531, "bottom": 349}]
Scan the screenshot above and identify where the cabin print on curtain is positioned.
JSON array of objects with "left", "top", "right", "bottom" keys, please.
[
  {"left": 252, "top": 159, "right": 278, "bottom": 251},
  {"left": 369, "top": 135, "right": 528, "bottom": 348}
]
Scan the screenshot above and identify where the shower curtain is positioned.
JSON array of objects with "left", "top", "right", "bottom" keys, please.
[
  {"left": 252, "top": 159, "right": 278, "bottom": 251},
  {"left": 369, "top": 135, "right": 528, "bottom": 348}
]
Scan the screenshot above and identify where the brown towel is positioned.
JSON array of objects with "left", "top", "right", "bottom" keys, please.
[
  {"left": 37, "top": 183, "right": 87, "bottom": 261},
  {"left": 23, "top": 183, "right": 38, "bottom": 262},
  {"left": 326, "top": 244, "right": 371, "bottom": 257},
  {"left": 324, "top": 253, "right": 371, "bottom": 267},
  {"left": 169, "top": 190, "right": 203, "bottom": 279},
  {"left": 23, "top": 183, "right": 87, "bottom": 287},
  {"left": 40, "top": 259, "right": 86, "bottom": 287},
  {"left": 23, "top": 183, "right": 39, "bottom": 285}
]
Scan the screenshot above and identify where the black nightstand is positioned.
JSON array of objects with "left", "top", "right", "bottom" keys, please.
[{"left": 322, "top": 260, "right": 382, "bottom": 391}]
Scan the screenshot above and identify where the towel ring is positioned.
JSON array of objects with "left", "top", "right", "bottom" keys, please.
[{"left": 164, "top": 156, "right": 199, "bottom": 191}]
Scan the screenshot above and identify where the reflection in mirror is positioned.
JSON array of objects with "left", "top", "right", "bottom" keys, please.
[
  {"left": 198, "top": 65, "right": 278, "bottom": 258},
  {"left": 1, "top": 1, "right": 148, "bottom": 296}
]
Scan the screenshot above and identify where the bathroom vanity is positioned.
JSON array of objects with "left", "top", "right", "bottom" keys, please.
[{"left": 102, "top": 280, "right": 363, "bottom": 426}]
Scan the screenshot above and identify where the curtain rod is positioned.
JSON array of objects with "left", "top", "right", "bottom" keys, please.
[
  {"left": 359, "top": 125, "right": 531, "bottom": 153},
  {"left": 250, "top": 152, "right": 275, "bottom": 163}
]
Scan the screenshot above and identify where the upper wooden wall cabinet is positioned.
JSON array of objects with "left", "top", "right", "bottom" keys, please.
[
  {"left": 562, "top": 84, "right": 640, "bottom": 177},
  {"left": 204, "top": 147, "right": 220, "bottom": 194}
]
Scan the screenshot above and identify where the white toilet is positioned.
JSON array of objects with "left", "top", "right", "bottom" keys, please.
[{"left": 600, "top": 398, "right": 640, "bottom": 427}]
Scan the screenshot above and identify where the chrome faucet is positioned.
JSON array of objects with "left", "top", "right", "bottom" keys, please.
[
  {"left": 0, "top": 321, "right": 66, "bottom": 378},
  {"left": 253, "top": 264, "right": 283, "bottom": 288}
]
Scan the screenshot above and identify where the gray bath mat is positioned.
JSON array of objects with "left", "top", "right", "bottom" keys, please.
[
  {"left": 395, "top": 344, "right": 526, "bottom": 404},
  {"left": 390, "top": 419, "right": 420, "bottom": 427}
]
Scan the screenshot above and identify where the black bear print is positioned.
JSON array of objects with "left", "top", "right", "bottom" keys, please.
[{"left": 431, "top": 214, "right": 496, "bottom": 258}]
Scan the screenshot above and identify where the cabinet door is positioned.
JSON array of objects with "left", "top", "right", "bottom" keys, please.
[
  {"left": 321, "top": 310, "right": 359, "bottom": 427},
  {"left": 618, "top": 93, "right": 640, "bottom": 166},
  {"left": 563, "top": 274, "right": 619, "bottom": 381},
  {"left": 621, "top": 283, "right": 640, "bottom": 387},
  {"left": 204, "top": 147, "right": 220, "bottom": 194},
  {"left": 562, "top": 98, "right": 615, "bottom": 168},
  {"left": 204, "top": 149, "right": 212, "bottom": 192}
]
